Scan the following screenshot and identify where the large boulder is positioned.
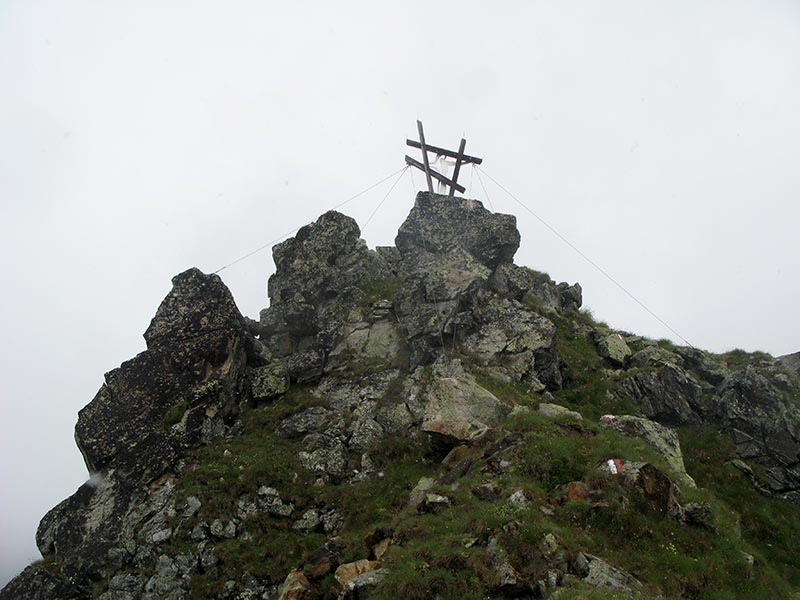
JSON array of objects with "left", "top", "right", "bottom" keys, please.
[
  {"left": 581, "top": 554, "right": 643, "bottom": 595},
  {"left": 0, "top": 565, "right": 86, "bottom": 600},
  {"left": 600, "top": 415, "right": 695, "bottom": 488},
  {"left": 420, "top": 359, "right": 511, "bottom": 446},
  {"left": 77, "top": 268, "right": 249, "bottom": 479},
  {"left": 395, "top": 192, "right": 520, "bottom": 269},
  {"left": 325, "top": 316, "right": 405, "bottom": 375},
  {"left": 557, "top": 282, "right": 582, "bottom": 311},
  {"left": 392, "top": 250, "right": 490, "bottom": 366},
  {"left": 628, "top": 345, "right": 684, "bottom": 370},
  {"left": 488, "top": 264, "right": 580, "bottom": 312},
  {"left": 618, "top": 462, "right": 684, "bottom": 519},
  {"left": 143, "top": 268, "right": 247, "bottom": 348},
  {"left": 595, "top": 332, "right": 632, "bottom": 367}
]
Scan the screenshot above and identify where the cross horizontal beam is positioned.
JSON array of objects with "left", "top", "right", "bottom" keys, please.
[
  {"left": 406, "top": 139, "right": 483, "bottom": 165},
  {"left": 404, "top": 156, "right": 466, "bottom": 193}
]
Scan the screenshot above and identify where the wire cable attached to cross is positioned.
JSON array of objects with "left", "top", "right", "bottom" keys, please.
[
  {"left": 361, "top": 167, "right": 409, "bottom": 232},
  {"left": 212, "top": 166, "right": 408, "bottom": 274},
  {"left": 475, "top": 165, "right": 694, "bottom": 348}
]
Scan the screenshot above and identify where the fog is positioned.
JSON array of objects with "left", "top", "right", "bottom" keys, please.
[{"left": 2, "top": 0, "right": 799, "bottom": 585}]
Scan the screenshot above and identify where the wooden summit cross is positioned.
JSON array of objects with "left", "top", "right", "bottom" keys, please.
[{"left": 405, "top": 120, "right": 482, "bottom": 196}]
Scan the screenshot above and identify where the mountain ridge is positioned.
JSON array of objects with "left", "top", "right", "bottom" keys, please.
[{"left": 3, "top": 192, "right": 800, "bottom": 599}]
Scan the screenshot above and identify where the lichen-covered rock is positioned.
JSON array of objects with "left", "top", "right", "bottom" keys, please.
[
  {"left": 600, "top": 414, "right": 695, "bottom": 487},
  {"left": 250, "top": 363, "right": 289, "bottom": 400},
  {"left": 292, "top": 509, "right": 324, "bottom": 534},
  {"left": 487, "top": 536, "right": 527, "bottom": 594},
  {"left": 144, "top": 268, "right": 247, "bottom": 348},
  {"left": 334, "top": 559, "right": 381, "bottom": 589},
  {"left": 278, "top": 406, "right": 331, "bottom": 439},
  {"left": 340, "top": 568, "right": 387, "bottom": 600},
  {"left": 463, "top": 292, "right": 561, "bottom": 389},
  {"left": 325, "top": 319, "right": 404, "bottom": 374},
  {"left": 18, "top": 269, "right": 253, "bottom": 595},
  {"left": 489, "top": 263, "right": 577, "bottom": 312},
  {"left": 77, "top": 268, "right": 249, "bottom": 479},
  {"left": 778, "top": 351, "right": 800, "bottom": 382},
  {"left": 392, "top": 250, "right": 490, "bottom": 365},
  {"left": 628, "top": 345, "right": 684, "bottom": 369},
  {"left": 0, "top": 565, "right": 87, "bottom": 600},
  {"left": 595, "top": 332, "right": 632, "bottom": 367},
  {"left": 618, "top": 462, "right": 684, "bottom": 519},
  {"left": 582, "top": 554, "right": 643, "bottom": 595},
  {"left": 538, "top": 403, "right": 583, "bottom": 421},
  {"left": 260, "top": 211, "right": 390, "bottom": 381},
  {"left": 420, "top": 359, "right": 510, "bottom": 446},
  {"left": 675, "top": 347, "right": 730, "bottom": 386},
  {"left": 557, "top": 282, "right": 582, "bottom": 311},
  {"left": 299, "top": 430, "right": 349, "bottom": 481},
  {"left": 396, "top": 192, "right": 520, "bottom": 269},
  {"left": 142, "top": 553, "right": 191, "bottom": 599}
]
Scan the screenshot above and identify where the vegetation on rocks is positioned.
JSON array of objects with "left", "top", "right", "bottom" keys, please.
[{"left": 5, "top": 192, "right": 800, "bottom": 600}]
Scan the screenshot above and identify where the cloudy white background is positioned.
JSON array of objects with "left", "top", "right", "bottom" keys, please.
[{"left": 2, "top": 0, "right": 799, "bottom": 586}]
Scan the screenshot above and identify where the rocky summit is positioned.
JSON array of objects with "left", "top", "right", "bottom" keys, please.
[{"left": 4, "top": 191, "right": 800, "bottom": 600}]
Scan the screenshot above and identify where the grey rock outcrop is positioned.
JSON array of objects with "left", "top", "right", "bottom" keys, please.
[
  {"left": 595, "top": 332, "right": 632, "bottom": 367},
  {"left": 616, "top": 362, "right": 703, "bottom": 425},
  {"left": 582, "top": 554, "right": 643, "bottom": 595},
  {"left": 600, "top": 414, "right": 695, "bottom": 488},
  {"left": 13, "top": 269, "right": 255, "bottom": 597},
  {"left": 711, "top": 366, "right": 800, "bottom": 498},
  {"left": 420, "top": 358, "right": 511, "bottom": 446},
  {"left": 395, "top": 192, "right": 519, "bottom": 269},
  {"left": 260, "top": 211, "right": 390, "bottom": 382}
]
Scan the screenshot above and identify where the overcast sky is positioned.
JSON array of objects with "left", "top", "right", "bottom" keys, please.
[{"left": 2, "top": 0, "right": 799, "bottom": 586}]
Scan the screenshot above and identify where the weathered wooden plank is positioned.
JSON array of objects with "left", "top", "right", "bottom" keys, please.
[
  {"left": 405, "top": 139, "right": 483, "bottom": 164},
  {"left": 404, "top": 156, "right": 466, "bottom": 193},
  {"left": 416, "top": 120, "right": 434, "bottom": 193},
  {"left": 448, "top": 138, "right": 467, "bottom": 197}
]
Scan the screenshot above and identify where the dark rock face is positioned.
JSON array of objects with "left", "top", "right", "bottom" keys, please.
[
  {"left": 711, "top": 367, "right": 800, "bottom": 497},
  {"left": 0, "top": 565, "right": 87, "bottom": 600},
  {"left": 8, "top": 268, "right": 254, "bottom": 596},
  {"left": 616, "top": 363, "right": 703, "bottom": 425},
  {"left": 557, "top": 282, "right": 582, "bottom": 311},
  {"left": 77, "top": 268, "right": 249, "bottom": 479},
  {"left": 616, "top": 347, "right": 800, "bottom": 501},
  {"left": 676, "top": 346, "right": 729, "bottom": 387}
]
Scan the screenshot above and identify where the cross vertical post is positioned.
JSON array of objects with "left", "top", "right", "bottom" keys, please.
[
  {"left": 417, "top": 120, "right": 434, "bottom": 193},
  {"left": 448, "top": 138, "right": 467, "bottom": 197}
]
